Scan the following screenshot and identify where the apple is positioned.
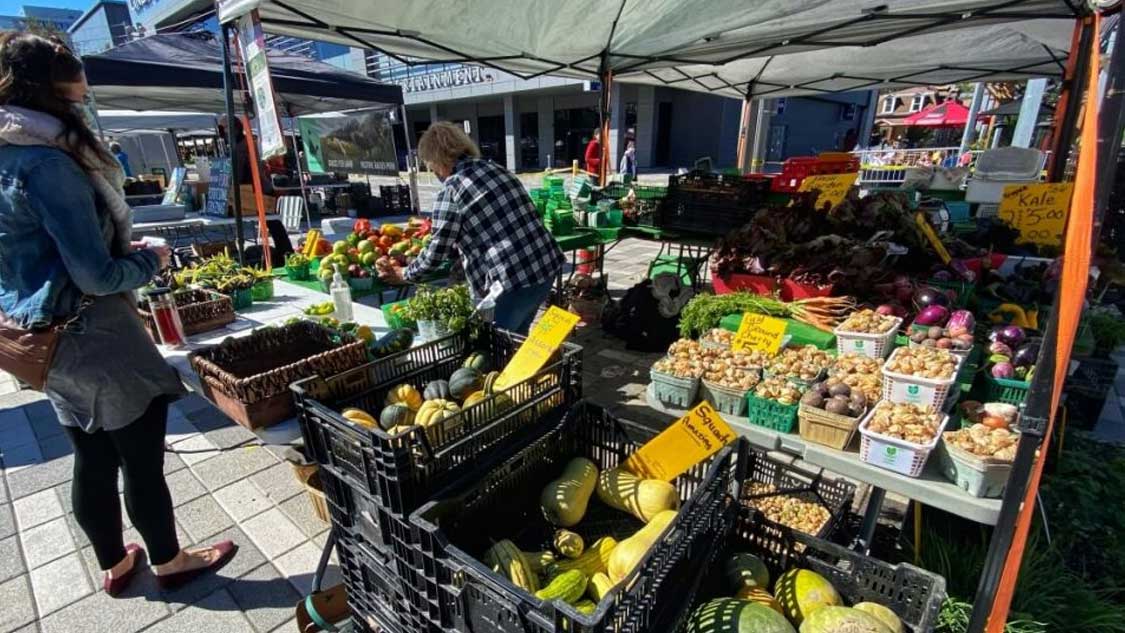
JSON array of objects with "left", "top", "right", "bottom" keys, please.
[
  {"left": 332, "top": 241, "right": 348, "bottom": 256},
  {"left": 361, "top": 252, "right": 377, "bottom": 266},
  {"left": 318, "top": 267, "right": 335, "bottom": 282},
  {"left": 357, "top": 240, "right": 375, "bottom": 254}
]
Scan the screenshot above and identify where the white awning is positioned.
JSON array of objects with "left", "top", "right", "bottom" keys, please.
[{"left": 95, "top": 110, "right": 220, "bottom": 133}]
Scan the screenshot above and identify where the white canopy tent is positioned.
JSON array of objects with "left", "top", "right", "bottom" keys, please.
[{"left": 96, "top": 110, "right": 219, "bottom": 135}]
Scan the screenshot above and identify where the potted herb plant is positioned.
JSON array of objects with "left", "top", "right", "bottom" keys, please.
[
  {"left": 403, "top": 284, "right": 475, "bottom": 341},
  {"left": 285, "top": 252, "right": 311, "bottom": 281}
]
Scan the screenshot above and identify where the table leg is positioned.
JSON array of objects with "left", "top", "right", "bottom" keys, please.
[
  {"left": 311, "top": 527, "right": 337, "bottom": 594},
  {"left": 855, "top": 487, "right": 886, "bottom": 554}
]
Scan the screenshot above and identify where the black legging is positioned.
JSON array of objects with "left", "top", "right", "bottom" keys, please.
[{"left": 62, "top": 396, "right": 180, "bottom": 570}]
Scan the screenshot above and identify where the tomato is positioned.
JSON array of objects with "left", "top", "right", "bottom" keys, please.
[{"left": 378, "top": 235, "right": 395, "bottom": 249}]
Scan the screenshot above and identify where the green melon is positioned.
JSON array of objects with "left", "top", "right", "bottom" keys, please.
[
  {"left": 798, "top": 606, "right": 893, "bottom": 633},
  {"left": 379, "top": 403, "right": 414, "bottom": 430},
  {"left": 852, "top": 603, "right": 903, "bottom": 633},
  {"left": 774, "top": 569, "right": 842, "bottom": 626},
  {"left": 463, "top": 352, "right": 490, "bottom": 372},
  {"left": 423, "top": 380, "right": 452, "bottom": 400},
  {"left": 725, "top": 552, "right": 770, "bottom": 592},
  {"left": 687, "top": 598, "right": 795, "bottom": 633},
  {"left": 449, "top": 367, "right": 483, "bottom": 400}
]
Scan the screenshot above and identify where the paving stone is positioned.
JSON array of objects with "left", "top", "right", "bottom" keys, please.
[
  {"left": 10, "top": 624, "right": 39, "bottom": 633},
  {"left": 269, "top": 619, "right": 297, "bottom": 633},
  {"left": 186, "top": 408, "right": 232, "bottom": 433},
  {"left": 12, "top": 488, "right": 63, "bottom": 530},
  {"left": 24, "top": 402, "right": 61, "bottom": 441},
  {"left": 170, "top": 434, "right": 219, "bottom": 467},
  {"left": 164, "top": 469, "right": 207, "bottom": 507},
  {"left": 202, "top": 423, "right": 257, "bottom": 450},
  {"left": 149, "top": 588, "right": 253, "bottom": 633},
  {"left": 278, "top": 492, "right": 329, "bottom": 539},
  {"left": 212, "top": 479, "right": 273, "bottom": 523},
  {"left": 0, "top": 441, "right": 42, "bottom": 474},
  {"left": 171, "top": 394, "right": 212, "bottom": 416},
  {"left": 163, "top": 453, "right": 186, "bottom": 476},
  {"left": 165, "top": 411, "right": 199, "bottom": 445},
  {"left": 160, "top": 525, "right": 266, "bottom": 612},
  {"left": 0, "top": 536, "right": 25, "bottom": 584},
  {"left": 21, "top": 517, "right": 75, "bottom": 569},
  {"left": 273, "top": 540, "right": 341, "bottom": 596},
  {"left": 0, "top": 576, "right": 35, "bottom": 632},
  {"left": 191, "top": 446, "right": 275, "bottom": 491},
  {"left": 38, "top": 568, "right": 169, "bottom": 633},
  {"left": 36, "top": 435, "right": 70, "bottom": 461},
  {"left": 175, "top": 495, "right": 233, "bottom": 543},
  {"left": 0, "top": 503, "right": 15, "bottom": 541},
  {"left": 29, "top": 552, "right": 91, "bottom": 616},
  {"left": 249, "top": 462, "right": 303, "bottom": 504},
  {"left": 64, "top": 514, "right": 90, "bottom": 550},
  {"left": 0, "top": 407, "right": 35, "bottom": 450},
  {"left": 226, "top": 563, "right": 302, "bottom": 633},
  {"left": 7, "top": 452, "right": 72, "bottom": 500},
  {"left": 240, "top": 508, "right": 306, "bottom": 560}
]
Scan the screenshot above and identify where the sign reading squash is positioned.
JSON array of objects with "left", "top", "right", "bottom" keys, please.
[
  {"left": 798, "top": 172, "right": 858, "bottom": 211},
  {"left": 732, "top": 313, "right": 787, "bottom": 355},
  {"left": 997, "top": 182, "right": 1073, "bottom": 246},
  {"left": 494, "top": 306, "right": 580, "bottom": 391},
  {"left": 626, "top": 401, "right": 736, "bottom": 481}
]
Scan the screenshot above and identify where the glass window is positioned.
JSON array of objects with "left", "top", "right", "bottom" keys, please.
[
  {"left": 881, "top": 97, "right": 896, "bottom": 114},
  {"left": 910, "top": 95, "right": 925, "bottom": 112}
]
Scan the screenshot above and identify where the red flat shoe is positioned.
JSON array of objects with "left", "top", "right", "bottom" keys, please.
[
  {"left": 155, "top": 540, "right": 239, "bottom": 591},
  {"left": 104, "top": 543, "right": 146, "bottom": 597}
]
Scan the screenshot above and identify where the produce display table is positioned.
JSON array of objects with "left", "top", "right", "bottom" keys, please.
[{"left": 644, "top": 386, "right": 1002, "bottom": 528}]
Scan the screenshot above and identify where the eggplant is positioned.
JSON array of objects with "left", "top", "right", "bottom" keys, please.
[
  {"left": 1012, "top": 342, "right": 1041, "bottom": 368},
  {"left": 912, "top": 286, "right": 950, "bottom": 311}
]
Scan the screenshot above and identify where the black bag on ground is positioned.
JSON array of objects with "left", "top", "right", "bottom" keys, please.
[{"left": 602, "top": 278, "right": 680, "bottom": 352}]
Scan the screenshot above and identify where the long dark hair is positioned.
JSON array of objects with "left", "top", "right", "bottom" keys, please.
[{"left": 0, "top": 32, "right": 111, "bottom": 169}]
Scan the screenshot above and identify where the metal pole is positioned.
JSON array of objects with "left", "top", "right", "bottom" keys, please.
[
  {"left": 286, "top": 106, "right": 311, "bottom": 228},
  {"left": 1012, "top": 79, "right": 1048, "bottom": 148},
  {"left": 400, "top": 105, "right": 421, "bottom": 213},
  {"left": 1093, "top": 16, "right": 1125, "bottom": 248},
  {"left": 965, "top": 17, "right": 1095, "bottom": 633},
  {"left": 959, "top": 83, "right": 985, "bottom": 155},
  {"left": 220, "top": 22, "right": 245, "bottom": 264}
]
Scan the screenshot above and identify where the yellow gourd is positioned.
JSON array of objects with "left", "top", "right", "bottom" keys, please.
[
  {"left": 586, "top": 572, "right": 615, "bottom": 602},
  {"left": 596, "top": 467, "right": 679, "bottom": 523},
  {"left": 553, "top": 530, "right": 585, "bottom": 559},
  {"left": 607, "top": 510, "right": 676, "bottom": 582},
  {"left": 463, "top": 390, "right": 488, "bottom": 408},
  {"left": 385, "top": 383, "right": 422, "bottom": 410},
  {"left": 540, "top": 457, "right": 598, "bottom": 527},
  {"left": 415, "top": 399, "right": 460, "bottom": 444},
  {"left": 549, "top": 536, "right": 617, "bottom": 577}
]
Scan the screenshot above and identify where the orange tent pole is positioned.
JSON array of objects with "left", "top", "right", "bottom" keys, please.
[{"left": 983, "top": 13, "right": 1100, "bottom": 632}]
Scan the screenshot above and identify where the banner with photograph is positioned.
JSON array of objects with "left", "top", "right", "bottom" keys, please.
[
  {"left": 298, "top": 110, "right": 398, "bottom": 175},
  {"left": 236, "top": 11, "right": 286, "bottom": 160}
]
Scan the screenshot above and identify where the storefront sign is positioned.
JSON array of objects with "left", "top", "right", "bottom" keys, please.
[
  {"left": 396, "top": 65, "right": 495, "bottom": 94},
  {"left": 625, "top": 401, "right": 736, "bottom": 481},
  {"left": 203, "top": 158, "right": 231, "bottom": 217},
  {"left": 997, "top": 182, "right": 1073, "bottom": 246},
  {"left": 298, "top": 111, "right": 399, "bottom": 175},
  {"left": 732, "top": 313, "right": 787, "bottom": 355},
  {"left": 798, "top": 172, "right": 858, "bottom": 211},
  {"left": 236, "top": 11, "right": 286, "bottom": 160},
  {"left": 494, "top": 306, "right": 580, "bottom": 391}
]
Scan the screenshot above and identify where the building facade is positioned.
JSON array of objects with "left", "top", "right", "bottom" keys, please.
[
  {"left": 68, "top": 0, "right": 132, "bottom": 56},
  {"left": 0, "top": 5, "right": 82, "bottom": 34}
]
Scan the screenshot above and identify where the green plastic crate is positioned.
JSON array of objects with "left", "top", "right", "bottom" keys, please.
[
  {"left": 745, "top": 392, "right": 798, "bottom": 433},
  {"left": 719, "top": 314, "right": 837, "bottom": 350},
  {"left": 979, "top": 374, "right": 1029, "bottom": 405},
  {"left": 648, "top": 255, "right": 698, "bottom": 287},
  {"left": 381, "top": 299, "right": 415, "bottom": 330}
]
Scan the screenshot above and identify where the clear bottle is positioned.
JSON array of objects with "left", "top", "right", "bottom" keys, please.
[{"left": 329, "top": 264, "right": 354, "bottom": 323}]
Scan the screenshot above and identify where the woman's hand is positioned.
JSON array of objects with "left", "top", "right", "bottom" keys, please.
[
  {"left": 148, "top": 245, "right": 172, "bottom": 269},
  {"left": 378, "top": 265, "right": 405, "bottom": 285}
]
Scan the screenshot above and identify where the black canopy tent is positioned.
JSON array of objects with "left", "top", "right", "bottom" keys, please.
[{"left": 82, "top": 31, "right": 404, "bottom": 115}]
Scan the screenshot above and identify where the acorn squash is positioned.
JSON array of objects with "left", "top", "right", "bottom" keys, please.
[
  {"left": 449, "top": 367, "right": 483, "bottom": 400},
  {"left": 384, "top": 383, "right": 422, "bottom": 410}
]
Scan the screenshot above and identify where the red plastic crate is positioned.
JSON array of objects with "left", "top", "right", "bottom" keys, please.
[
  {"left": 771, "top": 153, "right": 861, "bottom": 192},
  {"left": 780, "top": 278, "right": 834, "bottom": 301},
  {"left": 712, "top": 273, "right": 777, "bottom": 296}
]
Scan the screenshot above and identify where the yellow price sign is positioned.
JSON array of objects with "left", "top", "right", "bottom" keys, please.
[
  {"left": 731, "top": 313, "right": 787, "bottom": 355},
  {"left": 494, "top": 306, "right": 580, "bottom": 391},
  {"left": 997, "top": 182, "right": 1073, "bottom": 246},
  {"left": 625, "top": 401, "right": 736, "bottom": 481},
  {"left": 914, "top": 212, "right": 952, "bottom": 265},
  {"left": 798, "top": 172, "right": 858, "bottom": 211}
]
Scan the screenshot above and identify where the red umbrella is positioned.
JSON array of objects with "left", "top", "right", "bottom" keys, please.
[{"left": 903, "top": 100, "right": 973, "bottom": 127}]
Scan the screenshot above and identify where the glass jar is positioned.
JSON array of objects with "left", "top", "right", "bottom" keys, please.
[{"left": 145, "top": 287, "right": 186, "bottom": 349}]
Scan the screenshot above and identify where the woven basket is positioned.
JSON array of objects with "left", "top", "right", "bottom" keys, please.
[
  {"left": 138, "top": 288, "right": 235, "bottom": 339},
  {"left": 798, "top": 402, "right": 865, "bottom": 450},
  {"left": 292, "top": 465, "right": 330, "bottom": 522}
]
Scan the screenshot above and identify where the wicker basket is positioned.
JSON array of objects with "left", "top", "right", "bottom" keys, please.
[
  {"left": 189, "top": 321, "right": 368, "bottom": 429},
  {"left": 297, "top": 468, "right": 330, "bottom": 522},
  {"left": 138, "top": 288, "right": 235, "bottom": 339},
  {"left": 798, "top": 402, "right": 865, "bottom": 450}
]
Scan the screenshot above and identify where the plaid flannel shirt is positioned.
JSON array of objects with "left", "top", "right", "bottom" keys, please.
[{"left": 405, "top": 157, "right": 564, "bottom": 299}]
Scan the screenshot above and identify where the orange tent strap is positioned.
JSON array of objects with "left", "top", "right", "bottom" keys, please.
[{"left": 984, "top": 12, "right": 1100, "bottom": 631}]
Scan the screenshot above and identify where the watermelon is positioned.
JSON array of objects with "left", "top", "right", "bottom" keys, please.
[
  {"left": 852, "top": 603, "right": 903, "bottom": 633},
  {"left": 798, "top": 606, "right": 893, "bottom": 633},
  {"left": 687, "top": 598, "right": 795, "bottom": 633},
  {"left": 774, "top": 569, "right": 842, "bottom": 625},
  {"left": 725, "top": 553, "right": 770, "bottom": 592},
  {"left": 735, "top": 586, "right": 784, "bottom": 615}
]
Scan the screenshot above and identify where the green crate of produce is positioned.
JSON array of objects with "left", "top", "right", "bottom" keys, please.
[
  {"left": 923, "top": 277, "right": 975, "bottom": 308},
  {"left": 979, "top": 374, "right": 1029, "bottom": 405},
  {"left": 745, "top": 392, "right": 798, "bottom": 433},
  {"left": 957, "top": 345, "right": 981, "bottom": 394},
  {"left": 719, "top": 314, "right": 837, "bottom": 350},
  {"left": 381, "top": 299, "right": 415, "bottom": 330}
]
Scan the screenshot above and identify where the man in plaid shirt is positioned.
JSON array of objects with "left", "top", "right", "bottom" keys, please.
[{"left": 383, "top": 122, "right": 563, "bottom": 334}]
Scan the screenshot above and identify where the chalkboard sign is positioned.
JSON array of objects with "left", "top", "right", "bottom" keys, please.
[{"left": 203, "top": 158, "right": 232, "bottom": 217}]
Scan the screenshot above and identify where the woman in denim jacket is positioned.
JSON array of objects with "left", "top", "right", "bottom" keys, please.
[{"left": 0, "top": 34, "right": 235, "bottom": 596}]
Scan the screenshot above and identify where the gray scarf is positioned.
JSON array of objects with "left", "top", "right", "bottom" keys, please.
[{"left": 0, "top": 105, "right": 132, "bottom": 254}]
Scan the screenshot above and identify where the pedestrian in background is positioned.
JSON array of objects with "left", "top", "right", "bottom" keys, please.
[
  {"left": 0, "top": 32, "right": 236, "bottom": 598},
  {"left": 619, "top": 139, "right": 637, "bottom": 182},
  {"left": 584, "top": 128, "right": 601, "bottom": 183},
  {"left": 109, "top": 141, "right": 132, "bottom": 177}
]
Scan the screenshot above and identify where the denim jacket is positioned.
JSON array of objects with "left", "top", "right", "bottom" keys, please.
[{"left": 0, "top": 144, "right": 157, "bottom": 328}]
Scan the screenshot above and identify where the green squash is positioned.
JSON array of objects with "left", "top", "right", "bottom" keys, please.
[
  {"left": 379, "top": 403, "right": 414, "bottom": 430},
  {"left": 423, "top": 380, "right": 452, "bottom": 401},
  {"left": 798, "top": 606, "right": 893, "bottom": 633},
  {"left": 774, "top": 569, "right": 842, "bottom": 626},
  {"left": 852, "top": 603, "right": 903, "bottom": 633},
  {"left": 371, "top": 328, "right": 414, "bottom": 358},
  {"left": 449, "top": 367, "right": 483, "bottom": 400},
  {"left": 687, "top": 598, "right": 795, "bottom": 633},
  {"left": 725, "top": 553, "right": 770, "bottom": 593},
  {"left": 463, "top": 352, "right": 490, "bottom": 372}
]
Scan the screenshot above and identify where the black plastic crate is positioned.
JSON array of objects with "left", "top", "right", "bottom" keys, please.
[
  {"left": 738, "top": 449, "right": 857, "bottom": 540},
  {"left": 1063, "top": 357, "right": 1118, "bottom": 430},
  {"left": 409, "top": 400, "right": 740, "bottom": 633},
  {"left": 293, "top": 324, "right": 583, "bottom": 516},
  {"left": 654, "top": 196, "right": 758, "bottom": 235},
  {"left": 668, "top": 504, "right": 947, "bottom": 633},
  {"left": 668, "top": 171, "right": 770, "bottom": 205},
  {"left": 336, "top": 530, "right": 428, "bottom": 633}
]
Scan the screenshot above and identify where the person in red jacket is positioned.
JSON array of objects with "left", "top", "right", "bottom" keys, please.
[{"left": 584, "top": 129, "right": 601, "bottom": 183}]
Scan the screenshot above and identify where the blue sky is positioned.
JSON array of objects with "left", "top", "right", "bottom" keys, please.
[{"left": 1, "top": 0, "right": 94, "bottom": 14}]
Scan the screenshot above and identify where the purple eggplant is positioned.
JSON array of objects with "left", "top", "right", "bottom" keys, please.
[
  {"left": 989, "top": 325, "right": 1026, "bottom": 348},
  {"left": 914, "top": 305, "right": 951, "bottom": 326},
  {"left": 1012, "top": 342, "right": 1041, "bottom": 368},
  {"left": 912, "top": 286, "right": 950, "bottom": 311}
]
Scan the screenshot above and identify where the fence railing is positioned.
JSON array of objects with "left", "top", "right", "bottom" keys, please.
[{"left": 851, "top": 147, "right": 979, "bottom": 186}]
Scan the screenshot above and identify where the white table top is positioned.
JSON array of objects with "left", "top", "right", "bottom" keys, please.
[
  {"left": 134, "top": 213, "right": 280, "bottom": 230},
  {"left": 159, "top": 278, "right": 391, "bottom": 445},
  {"left": 645, "top": 385, "right": 1002, "bottom": 526}
]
